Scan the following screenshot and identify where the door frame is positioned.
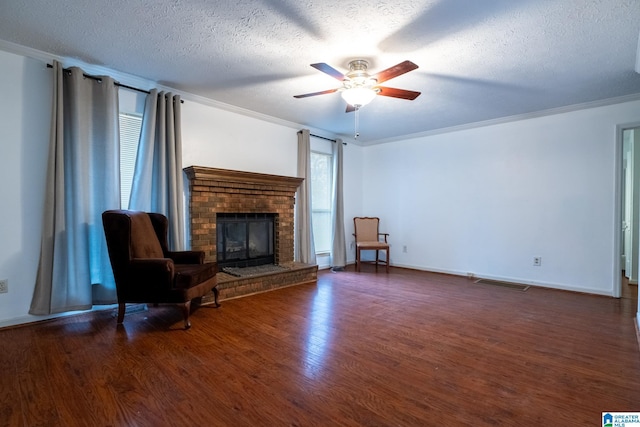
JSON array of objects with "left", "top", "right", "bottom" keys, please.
[
  {"left": 622, "top": 141, "right": 632, "bottom": 274},
  {"left": 614, "top": 122, "right": 640, "bottom": 298}
]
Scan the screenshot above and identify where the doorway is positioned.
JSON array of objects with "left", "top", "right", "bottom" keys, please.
[{"left": 618, "top": 125, "right": 640, "bottom": 298}]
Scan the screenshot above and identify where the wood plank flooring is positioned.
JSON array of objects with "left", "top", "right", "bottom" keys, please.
[{"left": 1, "top": 267, "right": 638, "bottom": 426}]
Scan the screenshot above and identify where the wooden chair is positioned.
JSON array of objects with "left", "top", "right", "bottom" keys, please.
[
  {"left": 353, "top": 217, "right": 390, "bottom": 273},
  {"left": 102, "top": 210, "right": 219, "bottom": 329}
]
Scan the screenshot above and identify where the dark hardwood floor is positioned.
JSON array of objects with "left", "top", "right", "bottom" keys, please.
[{"left": 1, "top": 267, "right": 638, "bottom": 426}]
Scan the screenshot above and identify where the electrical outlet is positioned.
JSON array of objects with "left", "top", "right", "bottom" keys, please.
[
  {"left": 350, "top": 241, "right": 355, "bottom": 250},
  {"left": 533, "top": 257, "right": 542, "bottom": 266},
  {"left": 402, "top": 245, "right": 407, "bottom": 253},
  {"left": 0, "top": 279, "right": 7, "bottom": 294}
]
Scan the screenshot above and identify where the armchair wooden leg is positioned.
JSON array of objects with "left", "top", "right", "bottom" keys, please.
[
  {"left": 213, "top": 287, "right": 221, "bottom": 308},
  {"left": 356, "top": 248, "right": 360, "bottom": 272},
  {"left": 117, "top": 303, "right": 126, "bottom": 324},
  {"left": 182, "top": 300, "right": 192, "bottom": 329}
]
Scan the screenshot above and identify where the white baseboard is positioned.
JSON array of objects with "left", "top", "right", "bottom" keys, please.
[
  {"left": 0, "top": 304, "right": 118, "bottom": 329},
  {"left": 389, "top": 263, "right": 613, "bottom": 297}
]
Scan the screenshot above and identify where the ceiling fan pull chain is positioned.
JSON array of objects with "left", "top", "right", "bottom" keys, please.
[{"left": 354, "top": 106, "right": 360, "bottom": 139}]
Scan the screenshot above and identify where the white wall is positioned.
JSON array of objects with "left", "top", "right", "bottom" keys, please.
[
  {"left": 0, "top": 48, "right": 363, "bottom": 326},
  {"left": 362, "top": 100, "right": 640, "bottom": 296},
  {"left": 341, "top": 142, "right": 364, "bottom": 264},
  {"left": 0, "top": 50, "right": 51, "bottom": 325},
  {"left": 181, "top": 100, "right": 298, "bottom": 177}
]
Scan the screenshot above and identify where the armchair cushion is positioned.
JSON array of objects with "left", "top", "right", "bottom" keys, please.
[
  {"left": 175, "top": 263, "right": 218, "bottom": 290},
  {"left": 128, "top": 258, "right": 175, "bottom": 294},
  {"left": 168, "top": 250, "right": 205, "bottom": 264}
]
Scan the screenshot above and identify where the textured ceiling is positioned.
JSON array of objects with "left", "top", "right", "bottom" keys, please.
[{"left": 1, "top": 0, "right": 639, "bottom": 143}]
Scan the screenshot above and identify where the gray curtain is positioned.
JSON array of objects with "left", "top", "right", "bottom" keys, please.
[
  {"left": 30, "top": 61, "right": 120, "bottom": 315},
  {"left": 295, "top": 129, "right": 317, "bottom": 264},
  {"left": 128, "top": 90, "right": 185, "bottom": 250},
  {"left": 331, "top": 139, "right": 346, "bottom": 269}
]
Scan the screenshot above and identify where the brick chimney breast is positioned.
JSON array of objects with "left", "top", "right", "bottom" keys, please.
[{"left": 184, "top": 166, "right": 303, "bottom": 265}]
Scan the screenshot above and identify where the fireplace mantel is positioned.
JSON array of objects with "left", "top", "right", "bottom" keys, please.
[{"left": 184, "top": 166, "right": 303, "bottom": 194}]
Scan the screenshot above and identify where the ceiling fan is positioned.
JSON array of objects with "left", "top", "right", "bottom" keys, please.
[{"left": 294, "top": 59, "right": 421, "bottom": 112}]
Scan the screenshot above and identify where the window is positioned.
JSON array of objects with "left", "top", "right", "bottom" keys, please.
[
  {"left": 118, "top": 113, "right": 142, "bottom": 208},
  {"left": 310, "top": 151, "right": 332, "bottom": 253}
]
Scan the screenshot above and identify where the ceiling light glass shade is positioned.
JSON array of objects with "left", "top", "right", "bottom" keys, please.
[{"left": 341, "top": 87, "right": 377, "bottom": 107}]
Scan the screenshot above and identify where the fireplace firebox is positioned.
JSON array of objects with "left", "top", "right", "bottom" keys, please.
[{"left": 216, "top": 213, "right": 275, "bottom": 268}]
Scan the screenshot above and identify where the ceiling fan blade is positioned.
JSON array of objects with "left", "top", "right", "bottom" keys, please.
[
  {"left": 293, "top": 88, "right": 339, "bottom": 98},
  {"left": 373, "top": 60, "right": 419, "bottom": 84},
  {"left": 377, "top": 86, "right": 421, "bottom": 100},
  {"left": 310, "top": 63, "right": 345, "bottom": 81}
]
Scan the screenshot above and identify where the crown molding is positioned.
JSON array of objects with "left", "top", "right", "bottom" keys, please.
[
  {"left": 4, "top": 39, "right": 635, "bottom": 149},
  {"left": 178, "top": 90, "right": 302, "bottom": 130},
  {"left": 0, "top": 39, "right": 56, "bottom": 63},
  {"left": 365, "top": 93, "right": 640, "bottom": 146},
  {"left": 0, "top": 39, "right": 157, "bottom": 92},
  {"left": 0, "top": 39, "right": 343, "bottom": 139}
]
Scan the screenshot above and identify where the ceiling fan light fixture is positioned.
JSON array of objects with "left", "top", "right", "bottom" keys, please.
[{"left": 341, "top": 87, "right": 377, "bottom": 107}]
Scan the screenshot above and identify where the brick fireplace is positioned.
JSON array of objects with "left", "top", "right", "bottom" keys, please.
[{"left": 184, "top": 166, "right": 318, "bottom": 301}]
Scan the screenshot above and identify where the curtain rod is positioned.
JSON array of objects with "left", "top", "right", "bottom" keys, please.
[
  {"left": 300, "top": 131, "right": 347, "bottom": 145},
  {"left": 46, "top": 63, "right": 184, "bottom": 103}
]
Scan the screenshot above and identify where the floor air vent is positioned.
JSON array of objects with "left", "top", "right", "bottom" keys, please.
[{"left": 474, "top": 279, "right": 530, "bottom": 291}]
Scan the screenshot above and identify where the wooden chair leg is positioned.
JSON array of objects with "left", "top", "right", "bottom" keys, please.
[
  {"left": 375, "top": 249, "right": 379, "bottom": 271},
  {"left": 356, "top": 248, "right": 361, "bottom": 272},
  {"left": 182, "top": 300, "right": 192, "bottom": 329},
  {"left": 117, "top": 303, "right": 126, "bottom": 324},
  {"left": 386, "top": 247, "right": 390, "bottom": 273}
]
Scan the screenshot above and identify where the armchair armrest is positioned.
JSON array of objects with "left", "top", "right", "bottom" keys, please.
[
  {"left": 378, "top": 233, "right": 389, "bottom": 243},
  {"left": 166, "top": 250, "right": 205, "bottom": 264}
]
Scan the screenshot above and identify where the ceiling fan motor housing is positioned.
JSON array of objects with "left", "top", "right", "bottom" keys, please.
[{"left": 345, "top": 60, "right": 377, "bottom": 90}]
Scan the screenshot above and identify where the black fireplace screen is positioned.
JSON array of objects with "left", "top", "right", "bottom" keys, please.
[{"left": 216, "top": 213, "right": 275, "bottom": 268}]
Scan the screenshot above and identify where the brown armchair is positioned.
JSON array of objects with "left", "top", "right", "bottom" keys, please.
[
  {"left": 102, "top": 210, "right": 219, "bottom": 329},
  {"left": 353, "top": 217, "right": 390, "bottom": 273}
]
